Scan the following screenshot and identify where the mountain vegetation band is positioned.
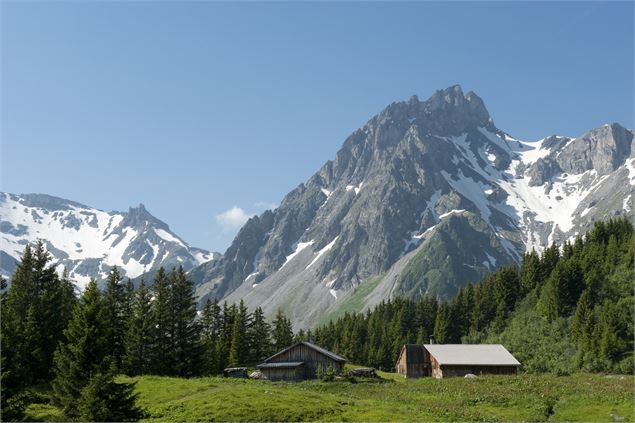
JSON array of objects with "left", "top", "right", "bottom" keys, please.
[{"left": 1, "top": 217, "right": 632, "bottom": 421}]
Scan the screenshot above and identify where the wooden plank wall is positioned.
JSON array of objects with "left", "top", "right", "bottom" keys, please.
[{"left": 269, "top": 344, "right": 343, "bottom": 379}]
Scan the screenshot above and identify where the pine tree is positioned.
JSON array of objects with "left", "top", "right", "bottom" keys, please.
[
  {"left": 78, "top": 364, "right": 144, "bottom": 422},
  {"left": 216, "top": 302, "right": 236, "bottom": 371},
  {"left": 52, "top": 279, "right": 109, "bottom": 420},
  {"left": 150, "top": 267, "right": 173, "bottom": 375},
  {"left": 123, "top": 279, "right": 154, "bottom": 375},
  {"left": 248, "top": 306, "right": 272, "bottom": 364},
  {"left": 228, "top": 300, "right": 250, "bottom": 366},
  {"left": 170, "top": 266, "right": 202, "bottom": 377},
  {"left": 1, "top": 241, "right": 76, "bottom": 387},
  {"left": 272, "top": 309, "right": 294, "bottom": 350},
  {"left": 103, "top": 267, "right": 129, "bottom": 369},
  {"left": 571, "top": 290, "right": 595, "bottom": 349},
  {"left": 520, "top": 249, "right": 541, "bottom": 293},
  {"left": 596, "top": 300, "right": 626, "bottom": 364},
  {"left": 200, "top": 298, "right": 222, "bottom": 374},
  {"left": 433, "top": 303, "right": 450, "bottom": 344},
  {"left": 539, "top": 258, "right": 584, "bottom": 321}
]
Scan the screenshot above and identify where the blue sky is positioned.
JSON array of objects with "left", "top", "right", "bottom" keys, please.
[{"left": 2, "top": 1, "right": 633, "bottom": 253}]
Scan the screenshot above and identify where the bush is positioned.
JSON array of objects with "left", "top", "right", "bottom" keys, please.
[{"left": 617, "top": 354, "right": 634, "bottom": 375}]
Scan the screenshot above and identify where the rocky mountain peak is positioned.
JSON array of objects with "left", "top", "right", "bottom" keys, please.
[
  {"left": 557, "top": 122, "right": 633, "bottom": 175},
  {"left": 121, "top": 203, "right": 168, "bottom": 230},
  {"left": 418, "top": 85, "right": 493, "bottom": 136}
]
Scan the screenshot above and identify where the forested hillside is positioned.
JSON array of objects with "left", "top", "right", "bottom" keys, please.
[
  {"left": 1, "top": 218, "right": 632, "bottom": 421},
  {"left": 309, "top": 218, "right": 634, "bottom": 374}
]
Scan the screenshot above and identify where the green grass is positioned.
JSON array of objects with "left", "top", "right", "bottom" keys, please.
[
  {"left": 23, "top": 373, "right": 634, "bottom": 422},
  {"left": 318, "top": 275, "right": 384, "bottom": 325}
]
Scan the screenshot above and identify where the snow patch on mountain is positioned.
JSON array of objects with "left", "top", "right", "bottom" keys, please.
[
  {"left": 280, "top": 240, "right": 314, "bottom": 270},
  {"left": 0, "top": 193, "right": 216, "bottom": 286},
  {"left": 306, "top": 236, "right": 338, "bottom": 270}
]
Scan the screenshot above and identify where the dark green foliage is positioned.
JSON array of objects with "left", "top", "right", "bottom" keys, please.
[
  {"left": 200, "top": 298, "right": 223, "bottom": 374},
  {"left": 52, "top": 279, "right": 110, "bottom": 419},
  {"left": 149, "top": 267, "right": 173, "bottom": 375},
  {"left": 249, "top": 306, "right": 273, "bottom": 363},
  {"left": 147, "top": 266, "right": 203, "bottom": 377},
  {"left": 103, "top": 267, "right": 129, "bottom": 369},
  {"left": 228, "top": 300, "right": 250, "bottom": 366},
  {"left": 170, "top": 266, "right": 203, "bottom": 377},
  {"left": 1, "top": 241, "right": 76, "bottom": 391},
  {"left": 433, "top": 303, "right": 450, "bottom": 344},
  {"left": 312, "top": 218, "right": 633, "bottom": 374},
  {"left": 123, "top": 279, "right": 154, "bottom": 375},
  {"left": 272, "top": 309, "right": 294, "bottom": 351},
  {"left": 77, "top": 365, "right": 144, "bottom": 422}
]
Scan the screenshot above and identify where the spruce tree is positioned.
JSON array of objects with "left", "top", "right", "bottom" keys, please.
[
  {"left": 571, "top": 290, "right": 595, "bottom": 351},
  {"left": 52, "top": 279, "right": 109, "bottom": 420},
  {"left": 150, "top": 267, "right": 173, "bottom": 375},
  {"left": 433, "top": 303, "right": 450, "bottom": 344},
  {"left": 272, "top": 309, "right": 294, "bottom": 350},
  {"left": 170, "top": 266, "right": 202, "bottom": 377},
  {"left": 596, "top": 300, "right": 626, "bottom": 364},
  {"left": 520, "top": 249, "right": 541, "bottom": 293},
  {"left": 123, "top": 279, "right": 154, "bottom": 375},
  {"left": 1, "top": 241, "right": 75, "bottom": 387},
  {"left": 78, "top": 364, "right": 144, "bottom": 422},
  {"left": 249, "top": 306, "right": 272, "bottom": 364},
  {"left": 228, "top": 300, "right": 250, "bottom": 366},
  {"left": 200, "top": 298, "right": 222, "bottom": 374},
  {"left": 103, "top": 267, "right": 129, "bottom": 369}
]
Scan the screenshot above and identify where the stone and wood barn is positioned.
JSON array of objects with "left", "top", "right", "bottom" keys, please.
[
  {"left": 396, "top": 344, "right": 520, "bottom": 378},
  {"left": 257, "top": 341, "right": 346, "bottom": 381}
]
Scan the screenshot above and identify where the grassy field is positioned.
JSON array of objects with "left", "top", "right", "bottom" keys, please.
[{"left": 25, "top": 372, "right": 633, "bottom": 422}]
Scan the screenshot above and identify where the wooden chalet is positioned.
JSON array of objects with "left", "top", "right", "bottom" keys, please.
[
  {"left": 257, "top": 341, "right": 346, "bottom": 381},
  {"left": 395, "top": 344, "right": 427, "bottom": 378},
  {"left": 396, "top": 344, "right": 520, "bottom": 379}
]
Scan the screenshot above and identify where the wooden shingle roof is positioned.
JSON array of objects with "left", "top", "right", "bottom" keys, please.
[{"left": 264, "top": 341, "right": 346, "bottom": 363}]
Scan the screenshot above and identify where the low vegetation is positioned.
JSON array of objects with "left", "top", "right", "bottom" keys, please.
[
  {"left": 24, "top": 373, "right": 634, "bottom": 422},
  {"left": 311, "top": 218, "right": 634, "bottom": 374},
  {"left": 3, "top": 219, "right": 633, "bottom": 421}
]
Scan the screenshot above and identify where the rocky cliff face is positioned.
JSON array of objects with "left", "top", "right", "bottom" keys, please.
[
  {"left": 189, "top": 85, "right": 633, "bottom": 329},
  {"left": 0, "top": 193, "right": 217, "bottom": 286}
]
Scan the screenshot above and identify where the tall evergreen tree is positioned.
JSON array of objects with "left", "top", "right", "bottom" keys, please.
[
  {"left": 200, "top": 298, "right": 222, "bottom": 374},
  {"left": 150, "top": 267, "right": 173, "bottom": 375},
  {"left": 170, "top": 266, "right": 202, "bottom": 377},
  {"left": 248, "top": 306, "right": 272, "bottom": 364},
  {"left": 52, "top": 279, "right": 109, "bottom": 420},
  {"left": 103, "top": 267, "right": 129, "bottom": 369},
  {"left": 77, "top": 365, "right": 144, "bottom": 422},
  {"left": 1, "top": 241, "right": 76, "bottom": 388},
  {"left": 123, "top": 279, "right": 154, "bottom": 375},
  {"left": 228, "top": 300, "right": 250, "bottom": 366},
  {"left": 596, "top": 300, "right": 626, "bottom": 364},
  {"left": 272, "top": 309, "right": 294, "bottom": 350},
  {"left": 520, "top": 249, "right": 542, "bottom": 293},
  {"left": 433, "top": 303, "right": 450, "bottom": 344}
]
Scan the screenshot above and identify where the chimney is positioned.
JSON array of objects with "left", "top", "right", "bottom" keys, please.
[{"left": 429, "top": 335, "right": 435, "bottom": 345}]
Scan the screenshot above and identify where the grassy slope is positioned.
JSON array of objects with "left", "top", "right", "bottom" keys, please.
[
  {"left": 317, "top": 275, "right": 384, "bottom": 326},
  {"left": 25, "top": 373, "right": 633, "bottom": 422}
]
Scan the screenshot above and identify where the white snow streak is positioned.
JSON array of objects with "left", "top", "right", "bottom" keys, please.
[{"left": 305, "top": 236, "right": 338, "bottom": 270}]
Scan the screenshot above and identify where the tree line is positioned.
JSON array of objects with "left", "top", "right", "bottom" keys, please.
[
  {"left": 1, "top": 218, "right": 632, "bottom": 420},
  {"left": 1, "top": 242, "right": 295, "bottom": 421},
  {"left": 309, "top": 218, "right": 634, "bottom": 374}
]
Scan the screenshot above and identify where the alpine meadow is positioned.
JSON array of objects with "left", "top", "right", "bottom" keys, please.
[{"left": 1, "top": 2, "right": 634, "bottom": 422}]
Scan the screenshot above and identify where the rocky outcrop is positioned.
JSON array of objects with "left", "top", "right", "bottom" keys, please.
[{"left": 557, "top": 123, "right": 632, "bottom": 175}]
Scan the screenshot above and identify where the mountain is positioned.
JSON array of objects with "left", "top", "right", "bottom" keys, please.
[
  {"left": 0, "top": 193, "right": 218, "bottom": 287},
  {"left": 189, "top": 85, "right": 633, "bottom": 329}
]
